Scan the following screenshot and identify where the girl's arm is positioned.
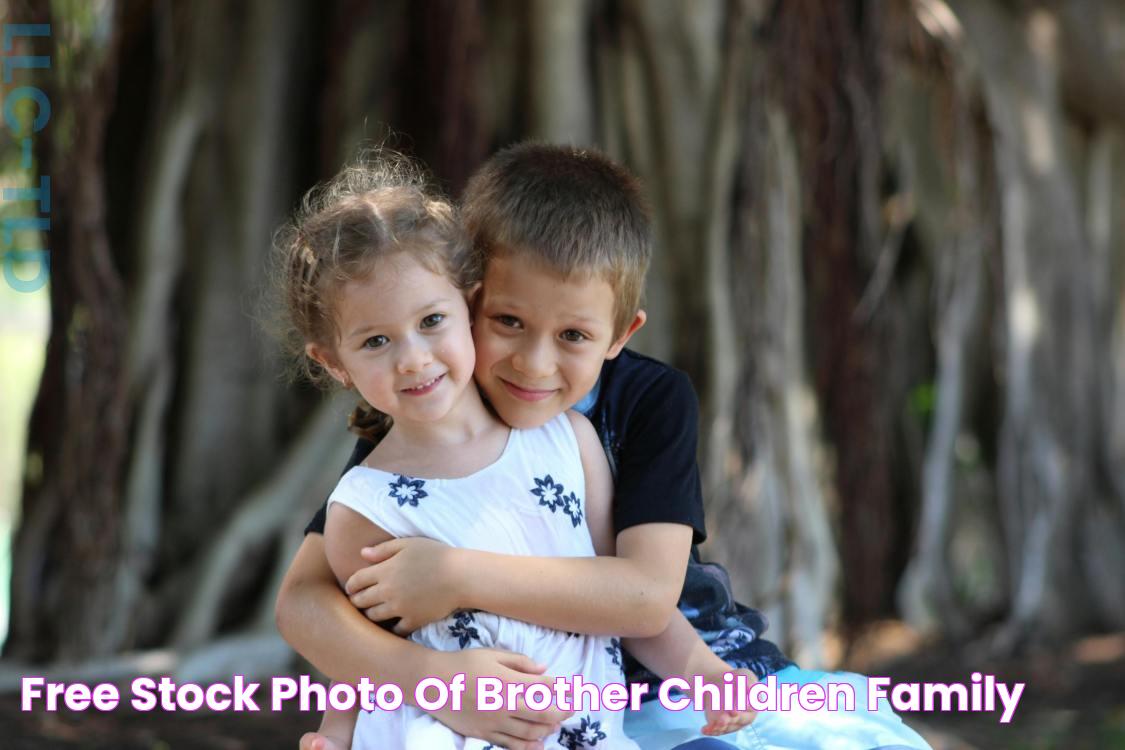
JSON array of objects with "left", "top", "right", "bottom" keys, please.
[
  {"left": 275, "top": 533, "right": 570, "bottom": 750},
  {"left": 276, "top": 532, "right": 437, "bottom": 687},
  {"left": 322, "top": 503, "right": 397, "bottom": 594},
  {"left": 299, "top": 505, "right": 401, "bottom": 750},
  {"left": 347, "top": 412, "right": 690, "bottom": 638}
]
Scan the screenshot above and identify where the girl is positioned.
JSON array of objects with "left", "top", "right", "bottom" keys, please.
[{"left": 272, "top": 154, "right": 754, "bottom": 750}]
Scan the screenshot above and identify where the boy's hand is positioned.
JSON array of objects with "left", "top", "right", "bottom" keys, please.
[
  {"left": 345, "top": 538, "right": 462, "bottom": 634},
  {"left": 299, "top": 731, "right": 350, "bottom": 750},
  {"left": 699, "top": 668, "right": 757, "bottom": 737},
  {"left": 429, "top": 648, "right": 573, "bottom": 750}
]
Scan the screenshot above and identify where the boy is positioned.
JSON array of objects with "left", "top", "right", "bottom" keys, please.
[{"left": 277, "top": 143, "right": 928, "bottom": 750}]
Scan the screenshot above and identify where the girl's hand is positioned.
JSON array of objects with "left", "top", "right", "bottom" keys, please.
[
  {"left": 699, "top": 668, "right": 757, "bottom": 736},
  {"left": 301, "top": 691, "right": 356, "bottom": 750},
  {"left": 429, "top": 648, "right": 574, "bottom": 750},
  {"left": 299, "top": 731, "right": 350, "bottom": 750},
  {"left": 345, "top": 538, "right": 463, "bottom": 634}
]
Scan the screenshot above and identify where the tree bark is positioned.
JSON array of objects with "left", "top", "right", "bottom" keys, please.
[
  {"left": 953, "top": 0, "right": 1125, "bottom": 644},
  {"left": 8, "top": 2, "right": 129, "bottom": 661},
  {"left": 771, "top": 0, "right": 906, "bottom": 629}
]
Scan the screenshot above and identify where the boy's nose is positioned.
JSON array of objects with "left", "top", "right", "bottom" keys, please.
[{"left": 512, "top": 340, "right": 555, "bottom": 379}]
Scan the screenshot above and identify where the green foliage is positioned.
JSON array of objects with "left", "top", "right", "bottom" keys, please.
[
  {"left": 907, "top": 381, "right": 937, "bottom": 435},
  {"left": 908, "top": 381, "right": 936, "bottom": 419}
]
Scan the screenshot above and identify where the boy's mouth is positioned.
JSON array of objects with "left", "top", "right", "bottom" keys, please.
[
  {"left": 402, "top": 374, "right": 444, "bottom": 395},
  {"left": 499, "top": 378, "right": 556, "bottom": 402}
]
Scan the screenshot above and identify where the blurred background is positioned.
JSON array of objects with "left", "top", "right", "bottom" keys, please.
[{"left": 2, "top": 0, "right": 1124, "bottom": 747}]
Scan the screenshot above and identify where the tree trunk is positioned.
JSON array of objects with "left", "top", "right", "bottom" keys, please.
[
  {"left": 770, "top": 0, "right": 909, "bottom": 630},
  {"left": 951, "top": 0, "right": 1123, "bottom": 645},
  {"left": 8, "top": 2, "right": 129, "bottom": 662}
]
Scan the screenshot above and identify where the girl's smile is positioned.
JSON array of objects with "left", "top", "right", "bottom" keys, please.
[{"left": 401, "top": 373, "right": 446, "bottom": 395}]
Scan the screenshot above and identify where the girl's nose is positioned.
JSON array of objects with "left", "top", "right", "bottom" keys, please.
[{"left": 397, "top": 337, "right": 433, "bottom": 374}]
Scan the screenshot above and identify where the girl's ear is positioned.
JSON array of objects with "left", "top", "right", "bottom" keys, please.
[{"left": 305, "top": 342, "right": 351, "bottom": 388}]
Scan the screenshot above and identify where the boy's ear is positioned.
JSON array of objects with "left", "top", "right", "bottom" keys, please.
[
  {"left": 606, "top": 309, "right": 646, "bottom": 360},
  {"left": 305, "top": 342, "right": 352, "bottom": 388},
  {"left": 465, "top": 282, "right": 483, "bottom": 323}
]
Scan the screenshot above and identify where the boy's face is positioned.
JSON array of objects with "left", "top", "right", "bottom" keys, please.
[{"left": 472, "top": 252, "right": 643, "bottom": 429}]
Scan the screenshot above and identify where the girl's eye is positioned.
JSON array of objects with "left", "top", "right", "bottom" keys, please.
[
  {"left": 495, "top": 314, "right": 522, "bottom": 329},
  {"left": 421, "top": 313, "right": 445, "bottom": 329},
  {"left": 362, "top": 335, "right": 389, "bottom": 350},
  {"left": 561, "top": 329, "right": 587, "bottom": 343}
]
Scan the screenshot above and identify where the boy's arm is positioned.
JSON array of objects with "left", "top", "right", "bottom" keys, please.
[
  {"left": 348, "top": 411, "right": 692, "bottom": 638},
  {"left": 622, "top": 611, "right": 758, "bottom": 736},
  {"left": 621, "top": 610, "right": 733, "bottom": 685},
  {"left": 275, "top": 533, "right": 570, "bottom": 750}
]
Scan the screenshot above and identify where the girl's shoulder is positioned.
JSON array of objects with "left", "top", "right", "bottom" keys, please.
[
  {"left": 514, "top": 411, "right": 577, "bottom": 440},
  {"left": 327, "top": 463, "right": 397, "bottom": 516},
  {"left": 355, "top": 425, "right": 516, "bottom": 484},
  {"left": 511, "top": 412, "right": 585, "bottom": 466}
]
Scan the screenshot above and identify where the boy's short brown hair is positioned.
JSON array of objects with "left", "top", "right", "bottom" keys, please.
[{"left": 461, "top": 142, "right": 651, "bottom": 337}]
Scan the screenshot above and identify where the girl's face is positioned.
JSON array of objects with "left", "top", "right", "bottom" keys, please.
[{"left": 309, "top": 253, "right": 476, "bottom": 427}]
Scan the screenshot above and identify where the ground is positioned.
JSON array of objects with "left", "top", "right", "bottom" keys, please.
[
  {"left": 3, "top": 627, "right": 1123, "bottom": 749},
  {"left": 847, "top": 626, "right": 1125, "bottom": 750}
]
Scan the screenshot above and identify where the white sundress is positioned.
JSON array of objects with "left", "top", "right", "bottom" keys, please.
[{"left": 327, "top": 413, "right": 639, "bottom": 750}]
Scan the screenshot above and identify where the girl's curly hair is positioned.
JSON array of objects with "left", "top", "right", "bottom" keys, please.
[{"left": 266, "top": 149, "right": 475, "bottom": 440}]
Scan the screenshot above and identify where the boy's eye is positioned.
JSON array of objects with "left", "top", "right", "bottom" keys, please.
[
  {"left": 421, "top": 313, "right": 445, "bottom": 329},
  {"left": 560, "top": 329, "right": 587, "bottom": 342},
  {"left": 495, "top": 314, "right": 522, "bottom": 329},
  {"left": 362, "top": 335, "right": 389, "bottom": 350}
]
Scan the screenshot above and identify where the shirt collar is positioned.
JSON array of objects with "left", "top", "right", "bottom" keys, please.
[{"left": 573, "top": 378, "right": 601, "bottom": 416}]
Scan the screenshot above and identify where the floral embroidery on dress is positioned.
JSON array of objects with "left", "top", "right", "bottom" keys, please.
[
  {"left": 531, "top": 474, "right": 565, "bottom": 510},
  {"left": 531, "top": 475, "right": 583, "bottom": 527},
  {"left": 558, "top": 716, "right": 607, "bottom": 749},
  {"left": 388, "top": 475, "right": 427, "bottom": 507},
  {"left": 560, "top": 491, "right": 583, "bottom": 527},
  {"left": 605, "top": 638, "right": 622, "bottom": 668},
  {"left": 448, "top": 611, "right": 482, "bottom": 648}
]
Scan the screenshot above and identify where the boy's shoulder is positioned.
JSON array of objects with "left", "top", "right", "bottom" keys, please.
[
  {"left": 599, "top": 348, "right": 698, "bottom": 414},
  {"left": 604, "top": 347, "right": 693, "bottom": 385}
]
